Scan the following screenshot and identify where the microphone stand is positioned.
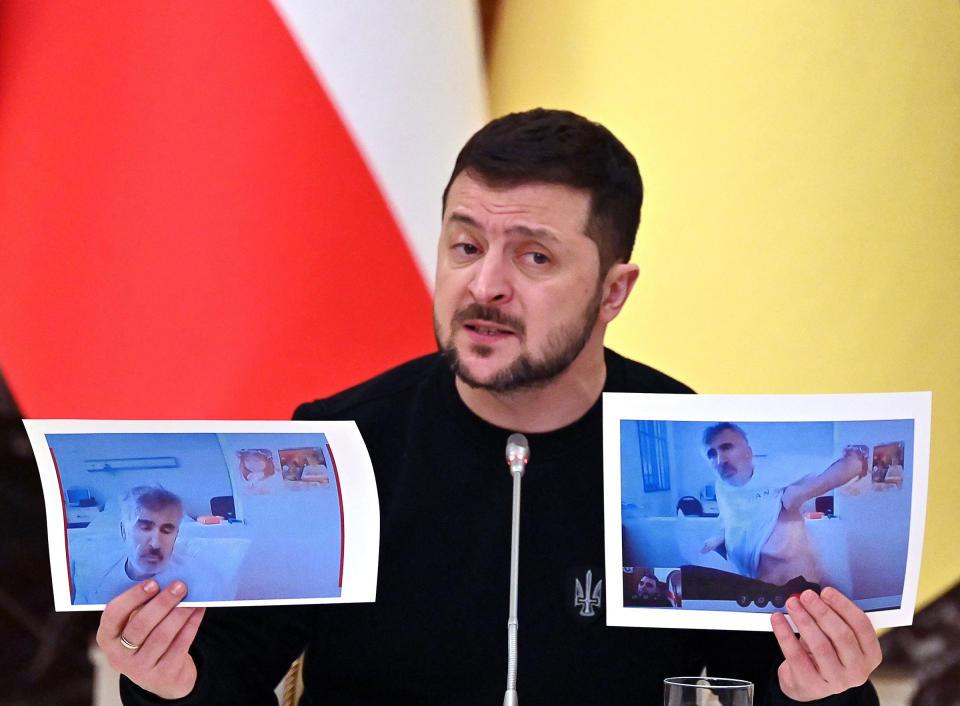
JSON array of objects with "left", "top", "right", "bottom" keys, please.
[{"left": 503, "top": 434, "right": 529, "bottom": 706}]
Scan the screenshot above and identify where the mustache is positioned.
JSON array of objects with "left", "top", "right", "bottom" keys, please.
[
  {"left": 140, "top": 547, "right": 164, "bottom": 559},
  {"left": 452, "top": 304, "right": 525, "bottom": 336}
]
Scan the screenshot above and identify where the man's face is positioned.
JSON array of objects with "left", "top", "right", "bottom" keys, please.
[
  {"left": 705, "top": 428, "right": 754, "bottom": 486},
  {"left": 433, "top": 173, "right": 604, "bottom": 391},
  {"left": 123, "top": 504, "right": 182, "bottom": 580},
  {"left": 638, "top": 575, "right": 659, "bottom": 599}
]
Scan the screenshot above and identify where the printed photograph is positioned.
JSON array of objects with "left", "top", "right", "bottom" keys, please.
[
  {"left": 279, "top": 446, "right": 331, "bottom": 485},
  {"left": 46, "top": 431, "right": 345, "bottom": 608},
  {"left": 620, "top": 419, "right": 913, "bottom": 613},
  {"left": 603, "top": 392, "right": 930, "bottom": 631}
]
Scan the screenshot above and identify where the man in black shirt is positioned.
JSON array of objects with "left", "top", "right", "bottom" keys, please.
[{"left": 97, "top": 109, "right": 881, "bottom": 704}]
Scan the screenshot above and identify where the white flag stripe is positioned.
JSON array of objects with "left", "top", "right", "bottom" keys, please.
[{"left": 270, "top": 0, "right": 488, "bottom": 289}]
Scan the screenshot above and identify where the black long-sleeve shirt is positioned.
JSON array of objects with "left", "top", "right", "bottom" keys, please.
[{"left": 121, "top": 350, "right": 878, "bottom": 705}]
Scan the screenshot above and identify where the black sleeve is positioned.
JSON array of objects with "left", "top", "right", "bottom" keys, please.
[
  {"left": 119, "top": 604, "right": 315, "bottom": 705},
  {"left": 763, "top": 673, "right": 879, "bottom": 706},
  {"left": 293, "top": 399, "right": 329, "bottom": 421}
]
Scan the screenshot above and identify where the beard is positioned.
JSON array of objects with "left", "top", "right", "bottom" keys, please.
[{"left": 434, "top": 286, "right": 603, "bottom": 393}]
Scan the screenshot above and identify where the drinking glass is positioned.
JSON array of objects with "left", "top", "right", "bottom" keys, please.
[{"left": 663, "top": 676, "right": 753, "bottom": 705}]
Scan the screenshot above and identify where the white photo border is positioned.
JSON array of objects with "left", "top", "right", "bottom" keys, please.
[
  {"left": 602, "top": 392, "right": 931, "bottom": 632},
  {"left": 23, "top": 419, "right": 380, "bottom": 612}
]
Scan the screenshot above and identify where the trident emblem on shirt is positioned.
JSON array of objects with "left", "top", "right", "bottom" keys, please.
[{"left": 574, "top": 569, "right": 603, "bottom": 617}]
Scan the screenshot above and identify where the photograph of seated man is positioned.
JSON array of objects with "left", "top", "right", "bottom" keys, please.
[
  {"left": 700, "top": 422, "right": 867, "bottom": 588},
  {"left": 75, "top": 486, "right": 223, "bottom": 604},
  {"left": 623, "top": 567, "right": 678, "bottom": 607}
]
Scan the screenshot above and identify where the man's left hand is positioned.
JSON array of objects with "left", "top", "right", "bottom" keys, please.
[{"left": 771, "top": 587, "right": 882, "bottom": 702}]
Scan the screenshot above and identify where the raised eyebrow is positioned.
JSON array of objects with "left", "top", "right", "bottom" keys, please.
[
  {"left": 446, "top": 213, "right": 559, "bottom": 244},
  {"left": 504, "top": 224, "right": 560, "bottom": 245},
  {"left": 447, "top": 212, "right": 481, "bottom": 230}
]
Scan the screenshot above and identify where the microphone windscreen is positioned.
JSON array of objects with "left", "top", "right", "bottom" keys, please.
[{"left": 505, "top": 433, "right": 530, "bottom": 465}]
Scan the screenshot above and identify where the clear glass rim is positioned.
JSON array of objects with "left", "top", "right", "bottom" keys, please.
[{"left": 663, "top": 676, "right": 753, "bottom": 689}]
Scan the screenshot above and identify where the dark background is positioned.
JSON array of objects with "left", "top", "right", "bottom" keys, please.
[{"left": 0, "top": 372, "right": 98, "bottom": 705}]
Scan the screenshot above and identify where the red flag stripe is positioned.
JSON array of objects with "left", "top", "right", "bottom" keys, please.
[{"left": 0, "top": 1, "right": 435, "bottom": 419}]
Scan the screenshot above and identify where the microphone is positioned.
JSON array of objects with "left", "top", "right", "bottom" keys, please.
[
  {"left": 503, "top": 433, "right": 529, "bottom": 706},
  {"left": 505, "top": 433, "right": 529, "bottom": 477}
]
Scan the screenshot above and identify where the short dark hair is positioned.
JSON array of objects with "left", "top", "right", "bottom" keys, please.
[
  {"left": 637, "top": 567, "right": 658, "bottom": 581},
  {"left": 441, "top": 108, "right": 643, "bottom": 272},
  {"left": 702, "top": 422, "right": 748, "bottom": 447}
]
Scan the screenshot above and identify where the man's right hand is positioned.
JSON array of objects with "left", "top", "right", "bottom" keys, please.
[
  {"left": 96, "top": 579, "right": 206, "bottom": 700},
  {"left": 842, "top": 444, "right": 869, "bottom": 479}
]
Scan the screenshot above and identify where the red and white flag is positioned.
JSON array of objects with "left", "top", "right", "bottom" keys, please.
[{"left": 0, "top": 1, "right": 487, "bottom": 419}]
